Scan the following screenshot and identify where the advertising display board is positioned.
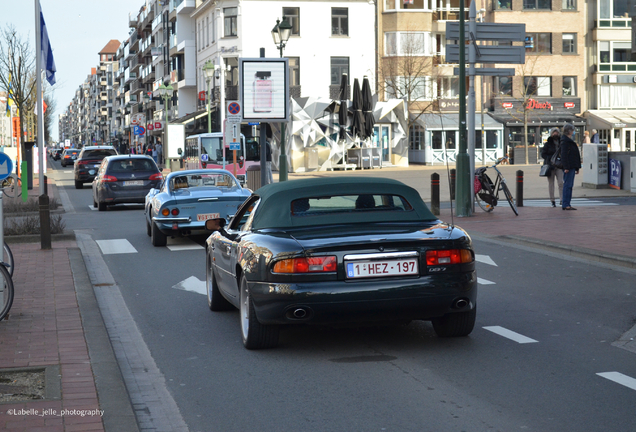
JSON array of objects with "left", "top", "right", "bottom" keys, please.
[
  {"left": 609, "top": 158, "right": 622, "bottom": 189},
  {"left": 239, "top": 58, "right": 289, "bottom": 122}
]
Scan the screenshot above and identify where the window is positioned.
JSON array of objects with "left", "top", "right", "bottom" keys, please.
[
  {"left": 330, "top": 57, "right": 349, "bottom": 85},
  {"left": 525, "top": 33, "right": 551, "bottom": 54},
  {"left": 562, "top": 0, "right": 576, "bottom": 10},
  {"left": 496, "top": 0, "right": 512, "bottom": 9},
  {"left": 283, "top": 7, "right": 300, "bottom": 36},
  {"left": 523, "top": 0, "right": 551, "bottom": 9},
  {"left": 613, "top": 42, "right": 631, "bottom": 61},
  {"left": 494, "top": 76, "right": 513, "bottom": 96},
  {"left": 599, "top": 41, "right": 610, "bottom": 63},
  {"left": 289, "top": 57, "right": 300, "bottom": 86},
  {"left": 410, "top": 125, "right": 424, "bottom": 150},
  {"left": 600, "top": 0, "right": 629, "bottom": 18},
  {"left": 386, "top": 76, "right": 433, "bottom": 100},
  {"left": 524, "top": 76, "right": 551, "bottom": 96},
  {"left": 438, "top": 77, "right": 459, "bottom": 98},
  {"left": 384, "top": 32, "right": 432, "bottom": 56},
  {"left": 562, "top": 76, "right": 576, "bottom": 96},
  {"left": 206, "top": 17, "right": 209, "bottom": 46},
  {"left": 331, "top": 8, "right": 348, "bottom": 36},
  {"left": 224, "top": 7, "right": 237, "bottom": 37},
  {"left": 562, "top": 33, "right": 576, "bottom": 54},
  {"left": 475, "top": 130, "right": 499, "bottom": 149}
]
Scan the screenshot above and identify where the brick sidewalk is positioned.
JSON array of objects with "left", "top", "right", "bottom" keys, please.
[{"left": 0, "top": 241, "right": 104, "bottom": 432}]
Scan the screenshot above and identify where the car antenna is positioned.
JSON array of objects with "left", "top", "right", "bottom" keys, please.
[{"left": 439, "top": 111, "right": 455, "bottom": 229}]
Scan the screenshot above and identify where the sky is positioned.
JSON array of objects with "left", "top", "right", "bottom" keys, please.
[{"left": 2, "top": 0, "right": 144, "bottom": 141}]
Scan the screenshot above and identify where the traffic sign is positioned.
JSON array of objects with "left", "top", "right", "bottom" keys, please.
[
  {"left": 446, "top": 22, "right": 526, "bottom": 41},
  {"left": 446, "top": 45, "right": 525, "bottom": 64},
  {"left": 201, "top": 153, "right": 209, "bottom": 162},
  {"left": 0, "top": 153, "right": 14, "bottom": 181},
  {"left": 133, "top": 125, "right": 146, "bottom": 136},
  {"left": 227, "top": 101, "right": 242, "bottom": 121}
]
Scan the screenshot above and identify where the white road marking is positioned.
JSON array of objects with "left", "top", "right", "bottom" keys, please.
[
  {"left": 523, "top": 198, "right": 618, "bottom": 208},
  {"left": 89, "top": 206, "right": 97, "bottom": 211},
  {"left": 478, "top": 278, "right": 496, "bottom": 285},
  {"left": 483, "top": 326, "right": 538, "bottom": 344},
  {"left": 166, "top": 237, "right": 204, "bottom": 251},
  {"left": 172, "top": 276, "right": 206, "bottom": 295},
  {"left": 96, "top": 239, "right": 138, "bottom": 255},
  {"left": 476, "top": 254, "right": 497, "bottom": 266},
  {"left": 597, "top": 372, "right": 636, "bottom": 391}
]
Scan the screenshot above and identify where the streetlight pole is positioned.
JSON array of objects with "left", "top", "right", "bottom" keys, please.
[
  {"left": 272, "top": 16, "right": 292, "bottom": 182},
  {"left": 203, "top": 60, "right": 215, "bottom": 134},
  {"left": 158, "top": 82, "right": 174, "bottom": 169}
]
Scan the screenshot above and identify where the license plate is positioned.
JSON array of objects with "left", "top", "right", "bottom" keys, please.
[
  {"left": 123, "top": 180, "right": 143, "bottom": 186},
  {"left": 346, "top": 259, "right": 419, "bottom": 279},
  {"left": 197, "top": 212, "right": 221, "bottom": 221}
]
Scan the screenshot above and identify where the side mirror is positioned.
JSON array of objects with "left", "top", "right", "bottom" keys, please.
[{"left": 205, "top": 218, "right": 226, "bottom": 232}]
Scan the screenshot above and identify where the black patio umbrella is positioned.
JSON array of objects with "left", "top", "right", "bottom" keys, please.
[
  {"left": 338, "top": 73, "right": 348, "bottom": 142},
  {"left": 361, "top": 76, "right": 375, "bottom": 141},
  {"left": 351, "top": 78, "right": 365, "bottom": 142}
]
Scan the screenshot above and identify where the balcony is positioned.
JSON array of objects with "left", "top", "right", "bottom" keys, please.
[
  {"left": 597, "top": 62, "right": 636, "bottom": 72},
  {"left": 152, "top": 14, "right": 162, "bottom": 33},
  {"left": 433, "top": 8, "right": 468, "bottom": 21},
  {"left": 128, "top": 12, "right": 138, "bottom": 28},
  {"left": 596, "top": 18, "right": 632, "bottom": 28},
  {"left": 141, "top": 64, "right": 155, "bottom": 83},
  {"left": 176, "top": 0, "right": 195, "bottom": 14},
  {"left": 124, "top": 70, "right": 137, "bottom": 83}
]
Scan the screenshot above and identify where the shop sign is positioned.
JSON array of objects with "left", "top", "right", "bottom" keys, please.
[
  {"left": 526, "top": 99, "right": 552, "bottom": 110},
  {"left": 147, "top": 123, "right": 154, "bottom": 131},
  {"left": 152, "top": 121, "right": 164, "bottom": 131},
  {"left": 501, "top": 102, "right": 513, "bottom": 109},
  {"left": 199, "top": 91, "right": 206, "bottom": 101},
  {"left": 439, "top": 99, "right": 461, "bottom": 111},
  {"left": 564, "top": 102, "right": 576, "bottom": 108},
  {"left": 609, "top": 158, "right": 621, "bottom": 189}
]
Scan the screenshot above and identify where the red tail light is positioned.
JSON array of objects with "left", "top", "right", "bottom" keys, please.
[
  {"left": 102, "top": 175, "right": 117, "bottom": 183},
  {"left": 273, "top": 256, "right": 337, "bottom": 274},
  {"left": 77, "top": 160, "right": 89, "bottom": 166},
  {"left": 426, "top": 249, "right": 473, "bottom": 266},
  {"left": 149, "top": 173, "right": 163, "bottom": 181},
  {"left": 171, "top": 208, "right": 179, "bottom": 216}
]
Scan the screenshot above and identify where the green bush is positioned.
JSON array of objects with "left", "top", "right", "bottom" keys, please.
[{"left": 3, "top": 214, "right": 66, "bottom": 236}]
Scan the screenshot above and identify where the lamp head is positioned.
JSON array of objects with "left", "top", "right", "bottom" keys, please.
[
  {"left": 271, "top": 19, "right": 281, "bottom": 45},
  {"left": 278, "top": 16, "right": 292, "bottom": 43}
]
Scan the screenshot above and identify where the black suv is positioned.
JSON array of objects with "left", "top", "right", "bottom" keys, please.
[{"left": 74, "top": 146, "right": 118, "bottom": 189}]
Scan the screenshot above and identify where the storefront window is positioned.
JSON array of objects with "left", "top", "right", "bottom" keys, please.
[
  {"left": 409, "top": 125, "right": 424, "bottom": 150},
  {"left": 475, "top": 130, "right": 499, "bottom": 149},
  {"left": 446, "top": 131, "right": 456, "bottom": 150},
  {"left": 432, "top": 131, "right": 442, "bottom": 149}
]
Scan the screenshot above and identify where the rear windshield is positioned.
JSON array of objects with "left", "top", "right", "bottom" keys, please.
[
  {"left": 291, "top": 194, "right": 413, "bottom": 216},
  {"left": 82, "top": 149, "right": 117, "bottom": 159},
  {"left": 171, "top": 173, "right": 238, "bottom": 190},
  {"left": 108, "top": 159, "right": 156, "bottom": 173}
]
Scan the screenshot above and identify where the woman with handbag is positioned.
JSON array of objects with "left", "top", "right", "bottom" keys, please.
[{"left": 540, "top": 127, "right": 564, "bottom": 207}]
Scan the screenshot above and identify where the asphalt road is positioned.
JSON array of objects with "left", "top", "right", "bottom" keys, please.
[{"left": 50, "top": 160, "right": 636, "bottom": 432}]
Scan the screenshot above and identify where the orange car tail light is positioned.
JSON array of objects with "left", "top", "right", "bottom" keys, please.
[
  {"left": 425, "top": 249, "right": 473, "bottom": 266},
  {"left": 273, "top": 256, "right": 337, "bottom": 274}
]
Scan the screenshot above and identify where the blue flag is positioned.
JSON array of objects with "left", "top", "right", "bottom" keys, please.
[{"left": 40, "top": 4, "right": 56, "bottom": 86}]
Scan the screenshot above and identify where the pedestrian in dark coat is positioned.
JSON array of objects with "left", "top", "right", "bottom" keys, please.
[
  {"left": 560, "top": 123, "right": 581, "bottom": 211},
  {"left": 540, "top": 127, "right": 564, "bottom": 207}
]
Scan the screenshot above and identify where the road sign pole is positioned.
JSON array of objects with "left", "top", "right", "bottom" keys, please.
[{"left": 456, "top": 0, "right": 471, "bottom": 217}]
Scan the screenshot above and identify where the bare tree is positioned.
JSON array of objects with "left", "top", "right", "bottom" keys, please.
[
  {"left": 378, "top": 31, "right": 436, "bottom": 145},
  {"left": 0, "top": 25, "right": 36, "bottom": 158}
]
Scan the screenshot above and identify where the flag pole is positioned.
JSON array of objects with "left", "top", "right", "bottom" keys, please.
[{"left": 35, "top": 0, "right": 45, "bottom": 195}]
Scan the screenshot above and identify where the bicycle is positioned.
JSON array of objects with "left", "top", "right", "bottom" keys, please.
[
  {"left": 474, "top": 157, "right": 519, "bottom": 216},
  {"left": 3, "top": 242, "right": 13, "bottom": 277},
  {"left": 0, "top": 262, "right": 14, "bottom": 321},
  {"left": 1, "top": 173, "right": 22, "bottom": 198}
]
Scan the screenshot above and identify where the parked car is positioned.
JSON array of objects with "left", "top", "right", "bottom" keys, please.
[
  {"left": 204, "top": 177, "right": 478, "bottom": 349},
  {"left": 144, "top": 169, "right": 251, "bottom": 247},
  {"left": 92, "top": 155, "right": 163, "bottom": 211},
  {"left": 52, "top": 148, "right": 63, "bottom": 161},
  {"left": 60, "top": 148, "right": 79, "bottom": 167},
  {"left": 73, "top": 146, "right": 118, "bottom": 188}
]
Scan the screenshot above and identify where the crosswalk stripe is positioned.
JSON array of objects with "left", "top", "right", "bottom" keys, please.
[
  {"left": 523, "top": 198, "right": 618, "bottom": 207},
  {"left": 166, "top": 237, "right": 204, "bottom": 251},
  {"left": 96, "top": 239, "right": 138, "bottom": 255},
  {"left": 478, "top": 277, "right": 496, "bottom": 285},
  {"left": 172, "top": 276, "right": 206, "bottom": 295},
  {"left": 596, "top": 372, "right": 636, "bottom": 391},
  {"left": 483, "top": 326, "right": 538, "bottom": 344}
]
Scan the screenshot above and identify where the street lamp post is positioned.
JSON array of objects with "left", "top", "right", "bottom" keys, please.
[
  {"left": 203, "top": 60, "right": 215, "bottom": 134},
  {"left": 271, "top": 16, "right": 292, "bottom": 182},
  {"left": 158, "top": 82, "right": 174, "bottom": 169},
  {"left": 142, "top": 92, "right": 150, "bottom": 151}
]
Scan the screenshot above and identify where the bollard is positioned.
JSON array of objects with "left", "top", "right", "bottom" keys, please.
[
  {"left": 516, "top": 170, "right": 524, "bottom": 207},
  {"left": 431, "top": 173, "right": 440, "bottom": 215},
  {"left": 449, "top": 169, "right": 456, "bottom": 201},
  {"left": 43, "top": 175, "right": 48, "bottom": 196},
  {"left": 39, "top": 194, "right": 52, "bottom": 250}
]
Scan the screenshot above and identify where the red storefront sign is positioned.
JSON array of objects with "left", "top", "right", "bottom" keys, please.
[
  {"left": 564, "top": 102, "right": 575, "bottom": 108},
  {"left": 526, "top": 99, "right": 552, "bottom": 110},
  {"left": 147, "top": 123, "right": 154, "bottom": 131},
  {"left": 199, "top": 91, "right": 206, "bottom": 101},
  {"left": 502, "top": 102, "right": 513, "bottom": 109}
]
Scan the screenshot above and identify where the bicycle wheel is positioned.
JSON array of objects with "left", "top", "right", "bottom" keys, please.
[
  {"left": 3, "top": 242, "right": 14, "bottom": 277},
  {"left": 501, "top": 182, "right": 519, "bottom": 216},
  {"left": 2, "top": 174, "right": 22, "bottom": 198},
  {"left": 474, "top": 174, "right": 496, "bottom": 212},
  {"left": 0, "top": 263, "right": 14, "bottom": 321}
]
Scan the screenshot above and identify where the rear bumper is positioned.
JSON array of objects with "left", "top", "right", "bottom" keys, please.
[
  {"left": 248, "top": 272, "right": 478, "bottom": 325},
  {"left": 102, "top": 185, "right": 157, "bottom": 204}
]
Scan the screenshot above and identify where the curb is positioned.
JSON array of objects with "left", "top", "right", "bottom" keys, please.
[{"left": 68, "top": 247, "right": 140, "bottom": 432}]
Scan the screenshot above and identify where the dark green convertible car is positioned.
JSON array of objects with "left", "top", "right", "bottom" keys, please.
[{"left": 205, "top": 177, "right": 477, "bottom": 349}]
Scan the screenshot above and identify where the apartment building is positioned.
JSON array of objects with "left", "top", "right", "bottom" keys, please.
[{"left": 585, "top": 0, "right": 636, "bottom": 151}]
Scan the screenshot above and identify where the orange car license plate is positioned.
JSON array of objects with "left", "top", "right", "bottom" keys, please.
[{"left": 197, "top": 213, "right": 221, "bottom": 221}]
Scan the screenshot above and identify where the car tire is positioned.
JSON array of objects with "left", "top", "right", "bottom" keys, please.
[
  {"left": 146, "top": 218, "right": 152, "bottom": 237},
  {"left": 206, "top": 253, "right": 233, "bottom": 311},
  {"left": 240, "top": 274, "right": 279, "bottom": 349},
  {"left": 431, "top": 307, "right": 476, "bottom": 338},
  {"left": 93, "top": 198, "right": 98, "bottom": 209},
  {"left": 74, "top": 180, "right": 83, "bottom": 189},
  {"left": 151, "top": 222, "right": 167, "bottom": 247},
  {"left": 98, "top": 201, "right": 106, "bottom": 211}
]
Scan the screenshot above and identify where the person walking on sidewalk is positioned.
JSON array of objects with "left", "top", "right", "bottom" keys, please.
[
  {"left": 560, "top": 123, "right": 581, "bottom": 211},
  {"left": 540, "top": 127, "right": 564, "bottom": 207}
]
